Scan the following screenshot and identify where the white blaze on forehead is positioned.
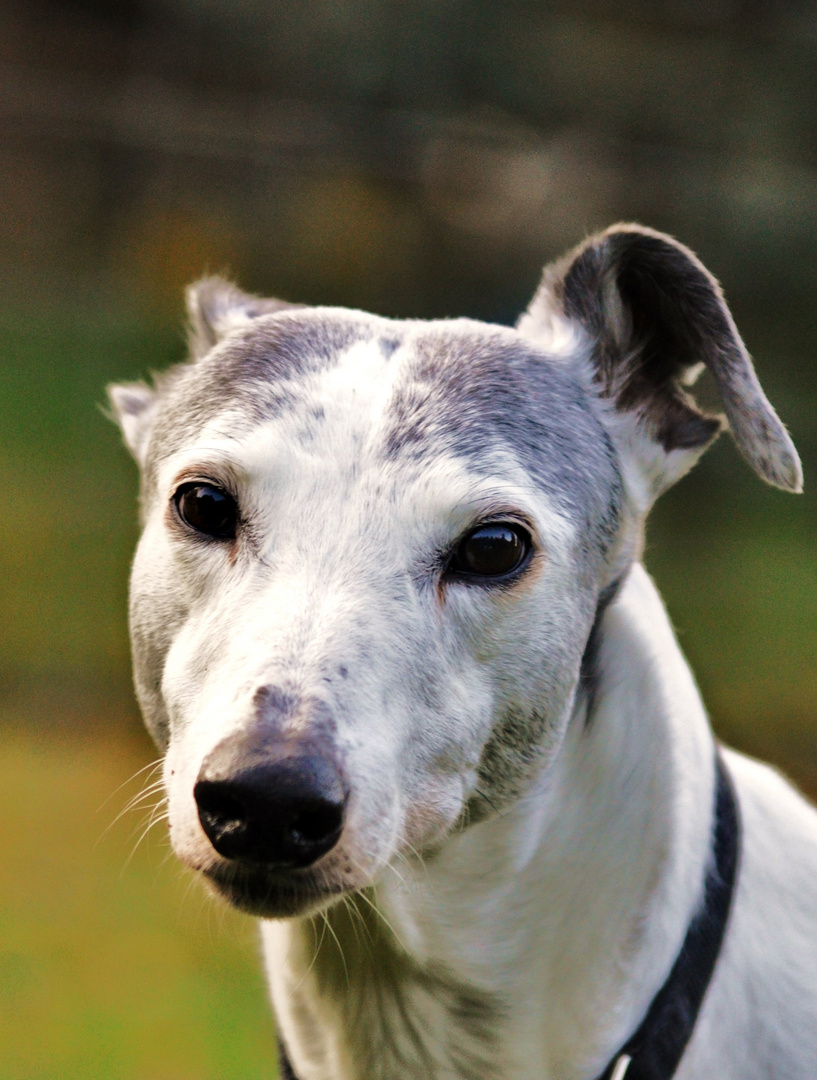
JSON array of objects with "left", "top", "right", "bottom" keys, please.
[
  {"left": 213, "top": 337, "right": 402, "bottom": 487},
  {"left": 317, "top": 335, "right": 398, "bottom": 420}
]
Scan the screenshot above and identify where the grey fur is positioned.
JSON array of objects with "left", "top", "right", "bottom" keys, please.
[
  {"left": 384, "top": 323, "right": 623, "bottom": 553},
  {"left": 109, "top": 230, "right": 802, "bottom": 830}
]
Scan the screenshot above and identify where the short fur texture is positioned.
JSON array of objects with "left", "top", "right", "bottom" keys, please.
[{"left": 111, "top": 225, "right": 815, "bottom": 1079}]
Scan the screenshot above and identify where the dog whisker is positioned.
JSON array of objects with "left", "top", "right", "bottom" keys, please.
[
  {"left": 320, "top": 910, "right": 350, "bottom": 988},
  {"left": 120, "top": 805, "right": 170, "bottom": 877},
  {"left": 348, "top": 882, "right": 407, "bottom": 954},
  {"left": 294, "top": 910, "right": 332, "bottom": 993},
  {"left": 96, "top": 757, "right": 163, "bottom": 814},
  {"left": 95, "top": 773, "right": 167, "bottom": 847}
]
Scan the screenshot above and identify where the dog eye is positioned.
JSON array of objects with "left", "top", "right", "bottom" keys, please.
[
  {"left": 449, "top": 523, "right": 531, "bottom": 580},
  {"left": 174, "top": 483, "right": 237, "bottom": 540}
]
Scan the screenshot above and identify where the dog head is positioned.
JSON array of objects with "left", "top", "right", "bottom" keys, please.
[{"left": 111, "top": 225, "right": 800, "bottom": 918}]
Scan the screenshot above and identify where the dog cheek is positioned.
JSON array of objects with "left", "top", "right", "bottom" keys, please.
[
  {"left": 129, "top": 540, "right": 194, "bottom": 750},
  {"left": 130, "top": 606, "right": 184, "bottom": 751},
  {"left": 401, "top": 774, "right": 468, "bottom": 851},
  {"left": 398, "top": 713, "right": 488, "bottom": 852},
  {"left": 461, "top": 593, "right": 592, "bottom": 811}
]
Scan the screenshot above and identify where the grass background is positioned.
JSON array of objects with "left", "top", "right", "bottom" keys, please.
[{"left": 0, "top": 730, "right": 277, "bottom": 1080}]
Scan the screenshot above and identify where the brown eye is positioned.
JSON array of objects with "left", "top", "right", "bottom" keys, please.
[
  {"left": 174, "top": 483, "right": 237, "bottom": 540},
  {"left": 449, "top": 523, "right": 531, "bottom": 580}
]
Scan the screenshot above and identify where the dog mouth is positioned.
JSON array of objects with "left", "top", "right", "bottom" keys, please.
[{"left": 202, "top": 861, "right": 350, "bottom": 918}]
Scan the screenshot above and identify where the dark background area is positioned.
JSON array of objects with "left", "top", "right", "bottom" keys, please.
[{"left": 1, "top": 2, "right": 815, "bottom": 1076}]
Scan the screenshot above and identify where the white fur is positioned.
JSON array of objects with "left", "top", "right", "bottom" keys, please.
[{"left": 112, "top": 249, "right": 817, "bottom": 1080}]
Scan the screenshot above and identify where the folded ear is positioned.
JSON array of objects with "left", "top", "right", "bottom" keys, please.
[
  {"left": 518, "top": 224, "right": 802, "bottom": 498},
  {"left": 187, "top": 276, "right": 301, "bottom": 358}
]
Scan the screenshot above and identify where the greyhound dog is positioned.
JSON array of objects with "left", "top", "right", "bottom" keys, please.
[{"left": 111, "top": 225, "right": 817, "bottom": 1080}]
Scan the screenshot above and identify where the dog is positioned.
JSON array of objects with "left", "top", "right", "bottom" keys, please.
[{"left": 110, "top": 224, "right": 817, "bottom": 1080}]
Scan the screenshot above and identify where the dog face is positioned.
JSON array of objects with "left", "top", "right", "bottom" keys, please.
[{"left": 111, "top": 226, "right": 799, "bottom": 918}]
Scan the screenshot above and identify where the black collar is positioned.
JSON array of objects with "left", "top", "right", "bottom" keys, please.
[
  {"left": 594, "top": 749, "right": 741, "bottom": 1080},
  {"left": 279, "top": 750, "right": 740, "bottom": 1080}
]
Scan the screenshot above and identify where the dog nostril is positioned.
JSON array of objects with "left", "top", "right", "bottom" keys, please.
[
  {"left": 194, "top": 785, "right": 249, "bottom": 850},
  {"left": 193, "top": 750, "right": 347, "bottom": 869}
]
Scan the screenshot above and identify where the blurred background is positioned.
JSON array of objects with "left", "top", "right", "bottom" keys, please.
[{"left": 1, "top": 1, "right": 815, "bottom": 1076}]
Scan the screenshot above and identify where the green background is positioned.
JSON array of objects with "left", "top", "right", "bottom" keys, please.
[{"left": 1, "top": 2, "right": 815, "bottom": 1076}]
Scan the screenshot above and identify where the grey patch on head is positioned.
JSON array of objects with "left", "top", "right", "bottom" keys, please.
[
  {"left": 466, "top": 570, "right": 628, "bottom": 817},
  {"left": 520, "top": 223, "right": 802, "bottom": 492},
  {"left": 377, "top": 321, "right": 628, "bottom": 827},
  {"left": 383, "top": 322, "right": 624, "bottom": 563},
  {"left": 253, "top": 685, "right": 337, "bottom": 737},
  {"left": 254, "top": 684, "right": 299, "bottom": 723}
]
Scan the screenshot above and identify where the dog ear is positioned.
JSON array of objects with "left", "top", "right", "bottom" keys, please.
[
  {"left": 108, "top": 279, "right": 301, "bottom": 465},
  {"left": 186, "top": 276, "right": 302, "bottom": 358},
  {"left": 107, "top": 381, "right": 159, "bottom": 465},
  {"left": 518, "top": 224, "right": 802, "bottom": 498}
]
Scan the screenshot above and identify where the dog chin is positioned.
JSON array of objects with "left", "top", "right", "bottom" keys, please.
[{"left": 202, "top": 863, "right": 349, "bottom": 919}]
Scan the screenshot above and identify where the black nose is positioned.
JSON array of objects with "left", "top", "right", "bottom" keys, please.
[{"left": 194, "top": 734, "right": 347, "bottom": 868}]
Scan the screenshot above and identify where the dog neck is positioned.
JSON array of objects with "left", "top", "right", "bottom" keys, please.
[{"left": 262, "top": 563, "right": 717, "bottom": 1080}]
